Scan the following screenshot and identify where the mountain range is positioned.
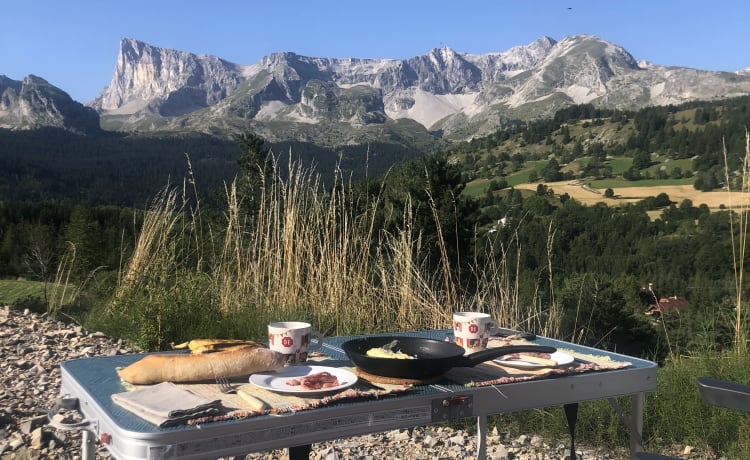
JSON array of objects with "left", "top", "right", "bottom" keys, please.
[{"left": 2, "top": 34, "right": 750, "bottom": 147}]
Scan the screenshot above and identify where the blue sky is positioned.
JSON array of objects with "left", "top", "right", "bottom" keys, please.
[{"left": 2, "top": 0, "right": 749, "bottom": 103}]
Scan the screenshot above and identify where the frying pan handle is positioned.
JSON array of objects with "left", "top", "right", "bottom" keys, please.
[{"left": 463, "top": 345, "right": 557, "bottom": 366}]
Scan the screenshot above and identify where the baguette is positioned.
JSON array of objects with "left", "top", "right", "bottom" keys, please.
[{"left": 118, "top": 345, "right": 286, "bottom": 385}]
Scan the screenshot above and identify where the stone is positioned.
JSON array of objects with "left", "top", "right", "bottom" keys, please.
[
  {"left": 29, "top": 428, "right": 43, "bottom": 450},
  {"left": 448, "top": 434, "right": 466, "bottom": 446}
]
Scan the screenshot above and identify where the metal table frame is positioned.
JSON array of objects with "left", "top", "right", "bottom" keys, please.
[{"left": 51, "top": 330, "right": 657, "bottom": 460}]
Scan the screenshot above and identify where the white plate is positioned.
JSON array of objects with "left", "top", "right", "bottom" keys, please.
[
  {"left": 494, "top": 351, "right": 574, "bottom": 369},
  {"left": 249, "top": 365, "right": 358, "bottom": 394}
]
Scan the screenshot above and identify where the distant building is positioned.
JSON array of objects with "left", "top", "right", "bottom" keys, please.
[
  {"left": 645, "top": 295, "right": 689, "bottom": 316},
  {"left": 640, "top": 283, "right": 688, "bottom": 316}
]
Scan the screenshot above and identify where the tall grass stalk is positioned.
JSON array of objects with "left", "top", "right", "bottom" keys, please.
[
  {"left": 724, "top": 129, "right": 750, "bottom": 354},
  {"left": 114, "top": 187, "right": 183, "bottom": 302},
  {"left": 47, "top": 241, "right": 76, "bottom": 315}
]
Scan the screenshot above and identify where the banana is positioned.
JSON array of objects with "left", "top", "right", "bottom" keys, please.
[{"left": 171, "top": 339, "right": 263, "bottom": 354}]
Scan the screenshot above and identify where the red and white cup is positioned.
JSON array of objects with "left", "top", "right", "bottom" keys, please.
[
  {"left": 452, "top": 312, "right": 495, "bottom": 352},
  {"left": 268, "top": 321, "right": 324, "bottom": 364}
]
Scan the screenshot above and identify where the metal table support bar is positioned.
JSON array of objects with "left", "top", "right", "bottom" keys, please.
[
  {"left": 606, "top": 395, "right": 646, "bottom": 459},
  {"left": 476, "top": 415, "right": 487, "bottom": 460},
  {"left": 630, "top": 393, "right": 645, "bottom": 459},
  {"left": 82, "top": 430, "right": 95, "bottom": 460},
  {"left": 289, "top": 444, "right": 311, "bottom": 460},
  {"left": 564, "top": 403, "right": 579, "bottom": 460}
]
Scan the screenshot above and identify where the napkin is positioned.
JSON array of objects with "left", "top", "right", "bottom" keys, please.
[{"left": 112, "top": 381, "right": 222, "bottom": 427}]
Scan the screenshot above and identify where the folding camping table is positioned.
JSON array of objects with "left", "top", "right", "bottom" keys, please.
[{"left": 51, "top": 330, "right": 657, "bottom": 460}]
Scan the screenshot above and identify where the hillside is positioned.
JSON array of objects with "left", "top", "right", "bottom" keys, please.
[{"left": 450, "top": 96, "right": 750, "bottom": 201}]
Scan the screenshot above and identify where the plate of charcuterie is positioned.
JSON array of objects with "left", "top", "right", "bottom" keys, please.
[
  {"left": 249, "top": 365, "right": 358, "bottom": 394},
  {"left": 494, "top": 351, "right": 574, "bottom": 369}
]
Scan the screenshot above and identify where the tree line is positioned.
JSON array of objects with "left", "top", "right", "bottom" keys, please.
[{"left": 0, "top": 128, "right": 424, "bottom": 207}]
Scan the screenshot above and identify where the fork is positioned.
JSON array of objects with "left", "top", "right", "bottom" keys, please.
[{"left": 215, "top": 376, "right": 235, "bottom": 393}]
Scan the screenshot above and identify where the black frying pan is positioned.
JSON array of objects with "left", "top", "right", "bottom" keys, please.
[{"left": 341, "top": 336, "right": 556, "bottom": 379}]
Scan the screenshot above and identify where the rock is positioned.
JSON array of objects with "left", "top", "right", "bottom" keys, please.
[
  {"left": 18, "top": 416, "right": 46, "bottom": 435},
  {"left": 488, "top": 444, "right": 509, "bottom": 460},
  {"left": 8, "top": 435, "right": 24, "bottom": 450},
  {"left": 393, "top": 430, "right": 410, "bottom": 442},
  {"left": 449, "top": 434, "right": 466, "bottom": 446},
  {"left": 0, "top": 307, "right": 143, "bottom": 460},
  {"left": 29, "top": 428, "right": 44, "bottom": 450}
]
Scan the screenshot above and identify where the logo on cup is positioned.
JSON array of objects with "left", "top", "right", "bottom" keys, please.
[{"left": 281, "top": 336, "right": 293, "bottom": 348}]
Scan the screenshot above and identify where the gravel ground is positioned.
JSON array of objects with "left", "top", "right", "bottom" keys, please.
[{"left": 0, "top": 305, "right": 701, "bottom": 459}]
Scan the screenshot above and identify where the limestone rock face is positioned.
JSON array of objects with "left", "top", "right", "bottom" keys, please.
[
  {"left": 91, "top": 38, "right": 247, "bottom": 116},
  {"left": 0, "top": 75, "right": 99, "bottom": 133}
]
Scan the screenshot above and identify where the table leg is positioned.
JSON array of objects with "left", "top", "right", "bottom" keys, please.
[
  {"left": 289, "top": 444, "right": 311, "bottom": 460},
  {"left": 564, "top": 403, "right": 579, "bottom": 460},
  {"left": 476, "top": 415, "right": 487, "bottom": 460},
  {"left": 630, "top": 393, "right": 644, "bottom": 459},
  {"left": 81, "top": 430, "right": 95, "bottom": 460}
]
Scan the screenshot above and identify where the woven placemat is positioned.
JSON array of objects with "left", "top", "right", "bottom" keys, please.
[{"left": 353, "top": 367, "right": 443, "bottom": 385}]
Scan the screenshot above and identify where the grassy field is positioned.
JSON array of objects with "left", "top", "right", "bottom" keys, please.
[
  {"left": 464, "top": 155, "right": 700, "bottom": 199},
  {"left": 513, "top": 181, "right": 748, "bottom": 211},
  {"left": 462, "top": 150, "right": 747, "bottom": 212},
  {"left": 0, "top": 279, "right": 46, "bottom": 305}
]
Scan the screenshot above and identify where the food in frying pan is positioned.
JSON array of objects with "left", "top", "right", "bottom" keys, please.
[
  {"left": 366, "top": 346, "right": 415, "bottom": 359},
  {"left": 286, "top": 371, "right": 340, "bottom": 390}
]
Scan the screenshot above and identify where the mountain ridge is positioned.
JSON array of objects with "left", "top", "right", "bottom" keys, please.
[
  {"left": 86, "top": 34, "right": 750, "bottom": 144},
  {"left": 2, "top": 34, "right": 750, "bottom": 146}
]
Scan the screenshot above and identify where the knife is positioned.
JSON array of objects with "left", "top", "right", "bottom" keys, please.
[
  {"left": 357, "top": 377, "right": 386, "bottom": 391},
  {"left": 492, "top": 327, "right": 536, "bottom": 340},
  {"left": 500, "top": 354, "right": 558, "bottom": 367},
  {"left": 237, "top": 389, "right": 269, "bottom": 411}
]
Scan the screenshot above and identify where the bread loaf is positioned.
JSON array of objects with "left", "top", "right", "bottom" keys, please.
[{"left": 118, "top": 346, "right": 286, "bottom": 385}]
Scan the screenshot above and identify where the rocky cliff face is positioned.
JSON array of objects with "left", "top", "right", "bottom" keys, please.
[
  {"left": 92, "top": 38, "right": 248, "bottom": 117},
  {"left": 0, "top": 75, "right": 99, "bottom": 134},
  {"left": 89, "top": 34, "right": 750, "bottom": 144}
]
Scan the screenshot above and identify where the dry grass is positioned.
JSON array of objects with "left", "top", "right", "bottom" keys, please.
[
  {"left": 725, "top": 130, "right": 750, "bottom": 354},
  {"left": 110, "top": 154, "right": 561, "bottom": 342}
]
